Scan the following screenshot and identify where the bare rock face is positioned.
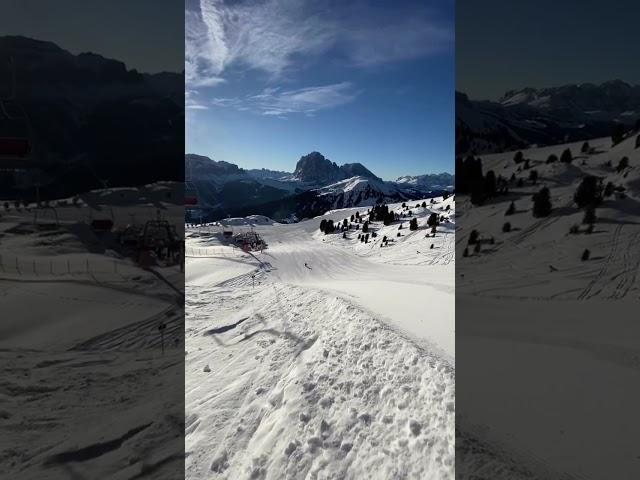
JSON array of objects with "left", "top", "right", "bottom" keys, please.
[
  {"left": 293, "top": 152, "right": 343, "bottom": 184},
  {"left": 293, "top": 152, "right": 380, "bottom": 184}
]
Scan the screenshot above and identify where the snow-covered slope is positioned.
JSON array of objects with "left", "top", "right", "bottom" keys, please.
[
  {"left": 456, "top": 132, "right": 640, "bottom": 479},
  {"left": 185, "top": 196, "right": 455, "bottom": 479},
  {"left": 0, "top": 191, "right": 184, "bottom": 479},
  {"left": 312, "top": 176, "right": 421, "bottom": 210}
]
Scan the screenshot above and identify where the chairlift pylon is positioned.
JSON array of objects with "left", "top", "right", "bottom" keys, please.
[{"left": 0, "top": 56, "right": 34, "bottom": 163}]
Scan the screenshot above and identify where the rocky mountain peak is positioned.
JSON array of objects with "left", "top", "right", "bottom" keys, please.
[{"left": 293, "top": 152, "right": 342, "bottom": 183}]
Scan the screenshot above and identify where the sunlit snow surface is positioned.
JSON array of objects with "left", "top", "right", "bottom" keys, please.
[{"left": 186, "top": 197, "right": 455, "bottom": 479}]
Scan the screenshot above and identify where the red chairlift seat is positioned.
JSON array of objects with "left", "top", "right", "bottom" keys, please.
[
  {"left": 0, "top": 136, "right": 31, "bottom": 157},
  {"left": 91, "top": 219, "right": 114, "bottom": 232}
]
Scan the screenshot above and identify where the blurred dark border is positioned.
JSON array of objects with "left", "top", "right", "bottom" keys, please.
[{"left": 0, "top": 3, "right": 185, "bottom": 479}]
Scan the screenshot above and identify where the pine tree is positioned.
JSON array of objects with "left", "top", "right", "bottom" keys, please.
[
  {"left": 617, "top": 157, "right": 629, "bottom": 173},
  {"left": 581, "top": 141, "right": 590, "bottom": 153},
  {"left": 582, "top": 205, "right": 596, "bottom": 225},
  {"left": 513, "top": 151, "right": 524, "bottom": 164},
  {"left": 546, "top": 154, "right": 558, "bottom": 164},
  {"left": 560, "top": 148, "right": 573, "bottom": 163},
  {"left": 532, "top": 187, "right": 552, "bottom": 217},
  {"left": 612, "top": 123, "right": 624, "bottom": 145},
  {"left": 502, "top": 222, "right": 511, "bottom": 232},
  {"left": 604, "top": 181, "right": 615, "bottom": 197},
  {"left": 581, "top": 249, "right": 590, "bottom": 261},
  {"left": 574, "top": 176, "right": 602, "bottom": 207},
  {"left": 505, "top": 201, "right": 515, "bottom": 216}
]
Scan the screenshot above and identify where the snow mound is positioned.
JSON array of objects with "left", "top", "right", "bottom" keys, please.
[{"left": 186, "top": 283, "right": 453, "bottom": 480}]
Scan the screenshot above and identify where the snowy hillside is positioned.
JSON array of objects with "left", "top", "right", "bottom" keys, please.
[
  {"left": 456, "top": 131, "right": 640, "bottom": 478},
  {"left": 310, "top": 176, "right": 445, "bottom": 213},
  {"left": 185, "top": 196, "right": 455, "bottom": 479},
  {"left": 0, "top": 184, "right": 184, "bottom": 478}
]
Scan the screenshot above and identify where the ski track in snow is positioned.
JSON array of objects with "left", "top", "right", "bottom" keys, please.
[
  {"left": 186, "top": 197, "right": 455, "bottom": 479},
  {"left": 0, "top": 193, "right": 185, "bottom": 479},
  {"left": 456, "top": 135, "right": 640, "bottom": 479}
]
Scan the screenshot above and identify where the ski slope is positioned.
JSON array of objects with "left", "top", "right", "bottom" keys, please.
[
  {"left": 0, "top": 186, "right": 184, "bottom": 479},
  {"left": 186, "top": 197, "right": 455, "bottom": 479},
  {"left": 456, "top": 133, "right": 640, "bottom": 479}
]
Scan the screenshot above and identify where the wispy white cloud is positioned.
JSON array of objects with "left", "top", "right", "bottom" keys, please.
[
  {"left": 211, "top": 82, "right": 358, "bottom": 117},
  {"left": 185, "top": 0, "right": 452, "bottom": 88},
  {"left": 186, "top": 89, "right": 210, "bottom": 110}
]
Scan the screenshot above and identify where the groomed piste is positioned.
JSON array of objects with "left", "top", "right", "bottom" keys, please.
[{"left": 186, "top": 196, "right": 455, "bottom": 479}]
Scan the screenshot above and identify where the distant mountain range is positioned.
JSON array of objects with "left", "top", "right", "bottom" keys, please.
[
  {"left": 456, "top": 81, "right": 640, "bottom": 155},
  {"left": 0, "top": 36, "right": 183, "bottom": 200},
  {"left": 185, "top": 152, "right": 454, "bottom": 221}
]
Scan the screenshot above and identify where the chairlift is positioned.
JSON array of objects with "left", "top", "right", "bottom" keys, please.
[
  {"left": 185, "top": 182, "right": 198, "bottom": 206},
  {"left": 89, "top": 206, "right": 115, "bottom": 232},
  {"left": 33, "top": 205, "right": 60, "bottom": 228}
]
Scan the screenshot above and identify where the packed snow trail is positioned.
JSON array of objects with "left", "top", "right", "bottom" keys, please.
[
  {"left": 186, "top": 197, "right": 455, "bottom": 479},
  {"left": 186, "top": 275, "right": 454, "bottom": 480}
]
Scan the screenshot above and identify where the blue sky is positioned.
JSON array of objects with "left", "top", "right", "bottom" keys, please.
[
  {"left": 457, "top": 0, "right": 640, "bottom": 100},
  {"left": 186, "top": 0, "right": 454, "bottom": 180},
  {"left": 1, "top": 0, "right": 183, "bottom": 73}
]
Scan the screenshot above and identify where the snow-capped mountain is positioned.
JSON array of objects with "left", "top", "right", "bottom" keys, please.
[
  {"left": 457, "top": 82, "right": 640, "bottom": 155},
  {"left": 396, "top": 173, "right": 455, "bottom": 191},
  {"left": 185, "top": 153, "right": 452, "bottom": 221},
  {"left": 499, "top": 80, "right": 640, "bottom": 115}
]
